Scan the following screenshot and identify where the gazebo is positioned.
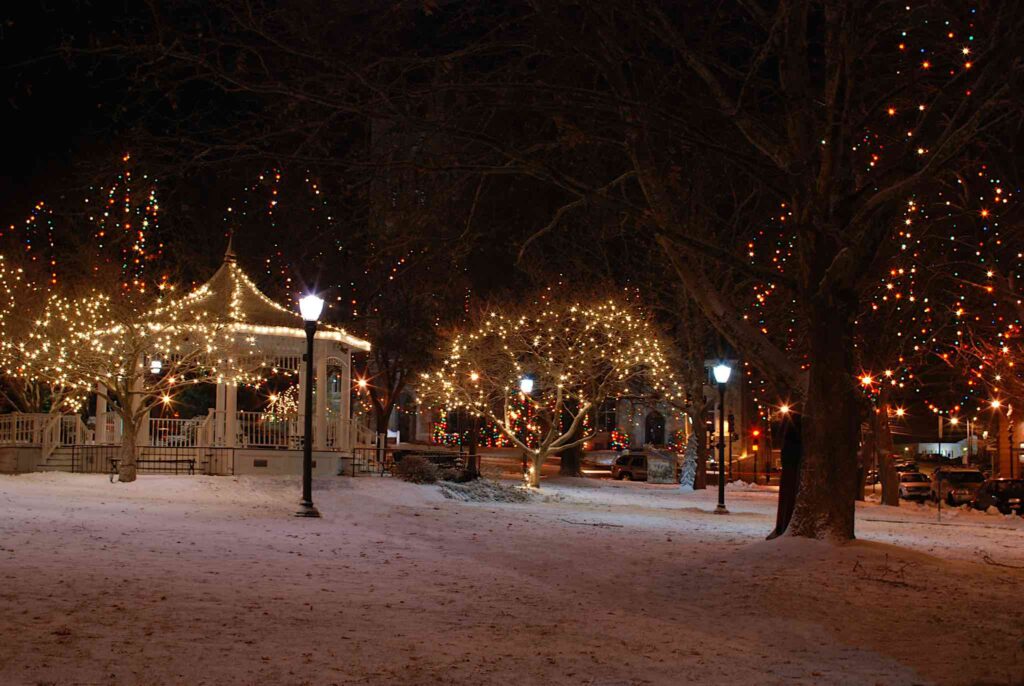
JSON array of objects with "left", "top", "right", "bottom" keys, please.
[{"left": 89, "top": 241, "right": 374, "bottom": 474}]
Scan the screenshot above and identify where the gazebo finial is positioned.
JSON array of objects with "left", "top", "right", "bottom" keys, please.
[{"left": 224, "top": 230, "right": 237, "bottom": 264}]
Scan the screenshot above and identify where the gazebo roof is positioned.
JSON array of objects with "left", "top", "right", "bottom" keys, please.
[{"left": 178, "top": 241, "right": 370, "bottom": 350}]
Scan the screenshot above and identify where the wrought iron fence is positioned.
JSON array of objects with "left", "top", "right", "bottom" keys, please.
[
  {"left": 70, "top": 445, "right": 118, "bottom": 474},
  {"left": 71, "top": 445, "right": 235, "bottom": 476}
]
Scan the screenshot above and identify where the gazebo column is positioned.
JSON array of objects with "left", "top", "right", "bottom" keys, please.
[
  {"left": 341, "top": 348, "right": 352, "bottom": 449},
  {"left": 95, "top": 384, "right": 107, "bottom": 444},
  {"left": 314, "top": 343, "right": 328, "bottom": 449},
  {"left": 214, "top": 381, "right": 226, "bottom": 446},
  {"left": 225, "top": 382, "right": 238, "bottom": 447},
  {"left": 298, "top": 355, "right": 309, "bottom": 445}
]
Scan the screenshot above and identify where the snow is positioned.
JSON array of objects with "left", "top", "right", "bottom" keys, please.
[{"left": 0, "top": 472, "right": 1021, "bottom": 685}]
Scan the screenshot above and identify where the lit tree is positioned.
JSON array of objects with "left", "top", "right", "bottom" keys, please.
[
  {"left": 15, "top": 278, "right": 255, "bottom": 482},
  {"left": 0, "top": 256, "right": 84, "bottom": 415},
  {"left": 421, "top": 298, "right": 676, "bottom": 488}
]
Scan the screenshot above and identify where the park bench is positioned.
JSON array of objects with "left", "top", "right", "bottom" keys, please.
[{"left": 109, "top": 457, "right": 197, "bottom": 482}]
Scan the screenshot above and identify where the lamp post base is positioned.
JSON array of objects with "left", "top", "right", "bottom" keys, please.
[
  {"left": 295, "top": 501, "right": 321, "bottom": 518},
  {"left": 713, "top": 504, "right": 730, "bottom": 515}
]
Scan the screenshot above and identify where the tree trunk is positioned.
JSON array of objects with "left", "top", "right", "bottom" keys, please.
[
  {"left": 880, "top": 451, "right": 900, "bottom": 506},
  {"left": 527, "top": 451, "right": 544, "bottom": 488},
  {"left": 876, "top": 403, "right": 900, "bottom": 506},
  {"left": 559, "top": 443, "right": 584, "bottom": 477},
  {"left": 466, "top": 414, "right": 480, "bottom": 478},
  {"left": 787, "top": 300, "right": 861, "bottom": 541},
  {"left": 117, "top": 426, "right": 138, "bottom": 483},
  {"left": 856, "top": 424, "right": 870, "bottom": 502},
  {"left": 768, "top": 413, "right": 801, "bottom": 539},
  {"left": 691, "top": 413, "right": 708, "bottom": 490},
  {"left": 373, "top": 405, "right": 392, "bottom": 467},
  {"left": 679, "top": 431, "right": 699, "bottom": 490}
]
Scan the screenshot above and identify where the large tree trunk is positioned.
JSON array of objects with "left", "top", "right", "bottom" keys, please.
[
  {"left": 768, "top": 413, "right": 801, "bottom": 539},
  {"left": 787, "top": 300, "right": 861, "bottom": 540},
  {"left": 117, "top": 426, "right": 138, "bottom": 483}
]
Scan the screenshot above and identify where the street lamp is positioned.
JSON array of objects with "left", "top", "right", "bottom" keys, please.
[
  {"left": 149, "top": 358, "right": 163, "bottom": 375},
  {"left": 519, "top": 376, "right": 534, "bottom": 394},
  {"left": 712, "top": 363, "right": 732, "bottom": 514},
  {"left": 296, "top": 294, "right": 324, "bottom": 518}
]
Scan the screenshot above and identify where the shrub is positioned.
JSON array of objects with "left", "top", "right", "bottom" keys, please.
[
  {"left": 438, "top": 467, "right": 477, "bottom": 483},
  {"left": 439, "top": 478, "right": 534, "bottom": 503},
  {"left": 393, "top": 455, "right": 439, "bottom": 484}
]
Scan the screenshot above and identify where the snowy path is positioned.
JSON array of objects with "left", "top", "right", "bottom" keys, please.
[{"left": 0, "top": 473, "right": 1021, "bottom": 685}]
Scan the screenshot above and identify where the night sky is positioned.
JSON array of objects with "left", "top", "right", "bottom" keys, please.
[{"left": 0, "top": 3, "right": 113, "bottom": 213}]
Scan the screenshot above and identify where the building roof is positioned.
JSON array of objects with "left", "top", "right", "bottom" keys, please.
[{"left": 168, "top": 240, "right": 371, "bottom": 350}]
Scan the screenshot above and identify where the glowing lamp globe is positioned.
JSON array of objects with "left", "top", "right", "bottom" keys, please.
[
  {"left": 299, "top": 294, "right": 325, "bottom": 322},
  {"left": 712, "top": 363, "right": 732, "bottom": 385},
  {"left": 519, "top": 377, "right": 534, "bottom": 394}
]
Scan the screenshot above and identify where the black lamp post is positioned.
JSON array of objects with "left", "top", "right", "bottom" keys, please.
[
  {"left": 296, "top": 294, "right": 324, "bottom": 518},
  {"left": 712, "top": 362, "right": 732, "bottom": 514}
]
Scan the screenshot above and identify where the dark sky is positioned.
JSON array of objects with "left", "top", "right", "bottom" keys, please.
[{"left": 0, "top": 2, "right": 123, "bottom": 216}]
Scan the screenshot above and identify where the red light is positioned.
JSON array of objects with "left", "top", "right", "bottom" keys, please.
[{"left": 752, "top": 429, "right": 761, "bottom": 437}]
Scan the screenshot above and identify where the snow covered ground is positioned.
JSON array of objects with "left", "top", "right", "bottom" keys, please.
[{"left": 0, "top": 473, "right": 1021, "bottom": 685}]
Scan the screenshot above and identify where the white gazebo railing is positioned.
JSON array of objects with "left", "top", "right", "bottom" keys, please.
[
  {"left": 0, "top": 408, "right": 372, "bottom": 453},
  {"left": 148, "top": 417, "right": 204, "bottom": 447},
  {"left": 0, "top": 413, "right": 95, "bottom": 461},
  {"left": 0, "top": 413, "right": 45, "bottom": 444},
  {"left": 235, "top": 411, "right": 295, "bottom": 448},
  {"left": 54, "top": 415, "right": 92, "bottom": 447}
]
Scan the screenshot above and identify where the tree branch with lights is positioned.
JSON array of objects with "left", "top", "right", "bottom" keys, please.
[
  {"left": 12, "top": 276, "right": 258, "bottom": 482},
  {"left": 420, "top": 297, "right": 678, "bottom": 488}
]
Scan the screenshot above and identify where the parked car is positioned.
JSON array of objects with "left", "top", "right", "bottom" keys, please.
[
  {"left": 930, "top": 467, "right": 986, "bottom": 505},
  {"left": 894, "top": 461, "right": 918, "bottom": 473},
  {"left": 971, "top": 479, "right": 1024, "bottom": 515},
  {"left": 897, "top": 472, "right": 931, "bottom": 501},
  {"left": 611, "top": 453, "right": 647, "bottom": 481}
]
